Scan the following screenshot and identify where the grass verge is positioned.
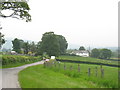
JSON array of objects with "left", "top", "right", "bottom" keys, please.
[{"left": 18, "top": 62, "right": 118, "bottom": 88}]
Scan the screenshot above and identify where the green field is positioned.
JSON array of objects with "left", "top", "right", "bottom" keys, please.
[
  {"left": 19, "top": 60, "right": 118, "bottom": 88},
  {"left": 57, "top": 55, "right": 119, "bottom": 65}
]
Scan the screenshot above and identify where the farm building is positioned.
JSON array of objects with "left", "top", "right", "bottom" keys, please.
[{"left": 71, "top": 50, "right": 89, "bottom": 57}]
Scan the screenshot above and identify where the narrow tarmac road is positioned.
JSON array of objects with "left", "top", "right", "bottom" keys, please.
[{"left": 0, "top": 60, "right": 44, "bottom": 89}]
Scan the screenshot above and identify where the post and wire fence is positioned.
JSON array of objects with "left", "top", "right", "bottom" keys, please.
[{"left": 43, "top": 60, "right": 104, "bottom": 78}]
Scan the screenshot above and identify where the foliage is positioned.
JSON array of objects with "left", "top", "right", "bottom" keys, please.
[
  {"left": 0, "top": 32, "right": 5, "bottom": 48},
  {"left": 56, "top": 35, "right": 68, "bottom": 55},
  {"left": 91, "top": 48, "right": 100, "bottom": 58},
  {"left": 0, "top": 1, "right": 31, "bottom": 22},
  {"left": 22, "top": 41, "right": 30, "bottom": 54},
  {"left": 2, "top": 55, "right": 42, "bottom": 66},
  {"left": 12, "top": 38, "right": 23, "bottom": 53},
  {"left": 90, "top": 48, "right": 112, "bottom": 59},
  {"left": 12, "top": 38, "right": 37, "bottom": 54},
  {"left": 79, "top": 46, "right": 86, "bottom": 50},
  {"left": 38, "top": 32, "right": 68, "bottom": 57},
  {"left": 29, "top": 42, "right": 37, "bottom": 54},
  {"left": 99, "top": 49, "right": 112, "bottom": 59},
  {"left": 0, "top": 24, "right": 5, "bottom": 48}
]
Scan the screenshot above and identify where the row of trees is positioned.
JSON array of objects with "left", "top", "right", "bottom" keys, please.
[
  {"left": 12, "top": 38, "right": 37, "bottom": 55},
  {"left": 91, "top": 48, "right": 112, "bottom": 59},
  {"left": 12, "top": 32, "right": 68, "bottom": 56}
]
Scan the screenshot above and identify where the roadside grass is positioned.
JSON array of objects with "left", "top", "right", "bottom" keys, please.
[
  {"left": 19, "top": 61, "right": 118, "bottom": 88},
  {"left": 19, "top": 65, "right": 104, "bottom": 88},
  {"left": 57, "top": 55, "right": 119, "bottom": 65},
  {"left": 46, "top": 61, "right": 118, "bottom": 88}
]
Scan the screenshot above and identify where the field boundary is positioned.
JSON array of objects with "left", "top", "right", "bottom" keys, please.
[{"left": 56, "top": 59, "right": 120, "bottom": 67}]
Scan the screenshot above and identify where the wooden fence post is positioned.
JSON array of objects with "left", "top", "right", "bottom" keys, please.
[
  {"left": 64, "top": 63, "right": 66, "bottom": 70},
  {"left": 47, "top": 62, "right": 49, "bottom": 67},
  {"left": 70, "top": 65, "right": 73, "bottom": 71},
  {"left": 101, "top": 69, "right": 104, "bottom": 78},
  {"left": 50, "top": 62, "right": 52, "bottom": 68},
  {"left": 44, "top": 62, "right": 46, "bottom": 68},
  {"left": 95, "top": 67, "right": 98, "bottom": 77},
  {"left": 52, "top": 61, "right": 54, "bottom": 67},
  {"left": 119, "top": 70, "right": 120, "bottom": 81},
  {"left": 58, "top": 63, "right": 60, "bottom": 69},
  {"left": 46, "top": 62, "right": 48, "bottom": 67},
  {"left": 88, "top": 68, "right": 91, "bottom": 77},
  {"left": 100, "top": 64, "right": 102, "bottom": 70},
  {"left": 78, "top": 64, "right": 80, "bottom": 72},
  {"left": 54, "top": 62, "right": 56, "bottom": 67}
]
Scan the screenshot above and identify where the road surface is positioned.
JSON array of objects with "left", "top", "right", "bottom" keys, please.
[{"left": 0, "top": 60, "right": 44, "bottom": 89}]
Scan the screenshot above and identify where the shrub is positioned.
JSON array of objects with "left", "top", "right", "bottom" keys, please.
[{"left": 2, "top": 55, "right": 42, "bottom": 66}]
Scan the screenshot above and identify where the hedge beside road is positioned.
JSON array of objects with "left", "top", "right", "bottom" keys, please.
[{"left": 2, "top": 55, "right": 42, "bottom": 66}]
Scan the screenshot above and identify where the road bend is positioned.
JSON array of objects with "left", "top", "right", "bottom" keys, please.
[{"left": 0, "top": 60, "right": 44, "bottom": 89}]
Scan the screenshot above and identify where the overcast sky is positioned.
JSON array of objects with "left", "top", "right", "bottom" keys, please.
[{"left": 0, "top": 0, "right": 119, "bottom": 49}]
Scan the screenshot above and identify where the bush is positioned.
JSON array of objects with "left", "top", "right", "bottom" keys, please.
[{"left": 2, "top": 55, "right": 42, "bottom": 65}]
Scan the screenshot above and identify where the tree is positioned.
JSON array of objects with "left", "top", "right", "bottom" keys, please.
[
  {"left": 22, "top": 41, "right": 30, "bottom": 54},
  {"left": 0, "top": 24, "right": 5, "bottom": 48},
  {"left": 29, "top": 41, "right": 37, "bottom": 54},
  {"left": 39, "top": 32, "right": 60, "bottom": 57},
  {"left": 91, "top": 48, "right": 100, "bottom": 58},
  {"left": 79, "top": 46, "right": 85, "bottom": 50},
  {"left": 56, "top": 35, "right": 68, "bottom": 54},
  {"left": 0, "top": 0, "right": 31, "bottom": 22},
  {"left": 0, "top": 32, "right": 5, "bottom": 48},
  {"left": 12, "top": 38, "right": 22, "bottom": 53},
  {"left": 99, "top": 49, "right": 112, "bottom": 59},
  {"left": 0, "top": 25, "right": 5, "bottom": 48},
  {"left": 35, "top": 41, "right": 41, "bottom": 56}
]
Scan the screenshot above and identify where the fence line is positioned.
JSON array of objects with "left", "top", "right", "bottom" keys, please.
[{"left": 43, "top": 61, "right": 105, "bottom": 78}]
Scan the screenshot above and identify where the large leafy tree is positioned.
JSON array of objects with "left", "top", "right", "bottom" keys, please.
[
  {"left": 0, "top": 0, "right": 31, "bottom": 22},
  {"left": 12, "top": 38, "right": 22, "bottom": 53},
  {"left": 36, "top": 41, "right": 41, "bottom": 55},
  {"left": 91, "top": 48, "right": 100, "bottom": 58},
  {"left": 22, "top": 41, "right": 30, "bottom": 54},
  {"left": 99, "top": 49, "right": 112, "bottom": 59},
  {"left": 79, "top": 46, "right": 86, "bottom": 50},
  {"left": 39, "top": 32, "right": 60, "bottom": 57},
  {"left": 56, "top": 35, "right": 68, "bottom": 55},
  {"left": 29, "top": 41, "right": 37, "bottom": 54}
]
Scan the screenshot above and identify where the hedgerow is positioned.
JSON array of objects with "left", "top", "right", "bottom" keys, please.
[{"left": 2, "top": 55, "right": 42, "bottom": 65}]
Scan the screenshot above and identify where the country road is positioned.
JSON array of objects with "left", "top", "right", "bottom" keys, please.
[{"left": 0, "top": 60, "right": 44, "bottom": 89}]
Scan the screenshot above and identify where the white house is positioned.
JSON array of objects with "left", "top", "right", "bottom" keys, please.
[
  {"left": 71, "top": 50, "right": 89, "bottom": 57},
  {"left": 10, "top": 51, "right": 17, "bottom": 55}
]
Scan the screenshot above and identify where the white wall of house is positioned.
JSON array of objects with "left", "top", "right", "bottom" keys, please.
[
  {"left": 76, "top": 52, "right": 89, "bottom": 57},
  {"left": 70, "top": 50, "right": 89, "bottom": 57}
]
